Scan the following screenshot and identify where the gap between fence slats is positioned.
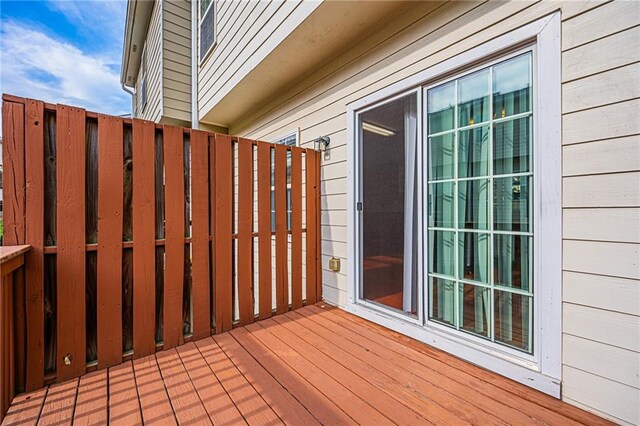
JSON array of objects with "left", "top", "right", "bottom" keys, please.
[
  {"left": 291, "top": 148, "right": 303, "bottom": 309},
  {"left": 274, "top": 144, "right": 288, "bottom": 314}
]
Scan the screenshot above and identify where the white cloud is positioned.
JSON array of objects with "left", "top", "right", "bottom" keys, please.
[
  {"left": 0, "top": 19, "right": 131, "bottom": 132},
  {"left": 46, "top": 0, "right": 127, "bottom": 57}
]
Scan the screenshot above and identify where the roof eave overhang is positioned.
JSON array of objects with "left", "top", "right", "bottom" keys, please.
[{"left": 120, "top": 0, "right": 155, "bottom": 87}]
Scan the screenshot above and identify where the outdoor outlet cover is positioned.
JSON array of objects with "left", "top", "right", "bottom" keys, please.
[{"left": 329, "top": 257, "right": 341, "bottom": 272}]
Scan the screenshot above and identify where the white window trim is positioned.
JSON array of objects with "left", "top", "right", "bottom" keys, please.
[
  {"left": 199, "top": 0, "right": 217, "bottom": 65},
  {"left": 346, "top": 13, "right": 561, "bottom": 397},
  {"left": 272, "top": 128, "right": 300, "bottom": 147}
]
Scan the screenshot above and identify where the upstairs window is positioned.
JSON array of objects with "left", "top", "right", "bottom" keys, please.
[
  {"left": 271, "top": 131, "right": 298, "bottom": 231},
  {"left": 200, "top": 0, "right": 215, "bottom": 62}
]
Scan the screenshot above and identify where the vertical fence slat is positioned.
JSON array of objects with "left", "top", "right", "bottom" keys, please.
[
  {"left": 132, "top": 120, "right": 156, "bottom": 358},
  {"left": 237, "top": 138, "right": 254, "bottom": 326},
  {"left": 274, "top": 144, "right": 288, "bottom": 314},
  {"left": 290, "top": 148, "right": 303, "bottom": 310},
  {"left": 208, "top": 135, "right": 216, "bottom": 329},
  {"left": 163, "top": 126, "right": 185, "bottom": 349},
  {"left": 191, "top": 130, "right": 211, "bottom": 339},
  {"left": 56, "top": 104, "right": 86, "bottom": 382},
  {"left": 2, "top": 101, "right": 26, "bottom": 246},
  {"left": 96, "top": 115, "right": 123, "bottom": 368},
  {"left": 2, "top": 100, "right": 26, "bottom": 403},
  {"left": 1, "top": 273, "right": 15, "bottom": 421},
  {"left": 305, "top": 149, "right": 318, "bottom": 305},
  {"left": 24, "top": 99, "right": 45, "bottom": 391},
  {"left": 214, "top": 135, "right": 233, "bottom": 333},
  {"left": 315, "top": 151, "right": 322, "bottom": 300},
  {"left": 257, "top": 143, "right": 272, "bottom": 320}
]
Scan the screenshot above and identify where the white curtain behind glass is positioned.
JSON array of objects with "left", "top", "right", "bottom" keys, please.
[{"left": 403, "top": 97, "right": 418, "bottom": 313}]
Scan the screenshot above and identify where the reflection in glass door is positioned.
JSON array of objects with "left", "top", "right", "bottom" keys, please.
[
  {"left": 426, "top": 52, "right": 534, "bottom": 353},
  {"left": 358, "top": 93, "right": 418, "bottom": 317}
]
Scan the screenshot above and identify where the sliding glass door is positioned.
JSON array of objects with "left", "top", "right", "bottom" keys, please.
[
  {"left": 355, "top": 51, "right": 534, "bottom": 355},
  {"left": 358, "top": 93, "right": 418, "bottom": 317}
]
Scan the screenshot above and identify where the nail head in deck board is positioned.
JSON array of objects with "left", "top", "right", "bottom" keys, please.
[
  {"left": 257, "top": 143, "right": 272, "bottom": 320},
  {"left": 132, "top": 355, "right": 176, "bottom": 425},
  {"left": 190, "top": 130, "right": 211, "bottom": 339},
  {"left": 25, "top": 99, "right": 46, "bottom": 391},
  {"left": 55, "top": 104, "right": 87, "bottom": 382},
  {"left": 163, "top": 125, "right": 185, "bottom": 349},
  {"left": 197, "top": 337, "right": 281, "bottom": 425},
  {"left": 237, "top": 138, "right": 254, "bottom": 326},
  {"left": 155, "top": 349, "right": 212, "bottom": 425},
  {"left": 108, "top": 362, "right": 142, "bottom": 425},
  {"left": 73, "top": 369, "right": 107, "bottom": 425},
  {"left": 274, "top": 144, "right": 289, "bottom": 314},
  {"left": 2, "top": 101, "right": 26, "bottom": 245},
  {"left": 132, "top": 119, "right": 157, "bottom": 358},
  {"left": 1, "top": 386, "right": 47, "bottom": 425},
  {"left": 96, "top": 114, "right": 124, "bottom": 369},
  {"left": 176, "top": 341, "right": 244, "bottom": 425},
  {"left": 214, "top": 134, "right": 234, "bottom": 333},
  {"left": 214, "top": 332, "right": 320, "bottom": 425},
  {"left": 290, "top": 148, "right": 303, "bottom": 310},
  {"left": 305, "top": 150, "right": 318, "bottom": 304}
]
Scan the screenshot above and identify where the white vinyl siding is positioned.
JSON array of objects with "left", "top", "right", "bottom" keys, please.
[
  {"left": 225, "top": 1, "right": 639, "bottom": 423},
  {"left": 197, "top": 0, "right": 321, "bottom": 120},
  {"left": 163, "top": 0, "right": 192, "bottom": 124},
  {"left": 135, "top": 0, "right": 163, "bottom": 122}
]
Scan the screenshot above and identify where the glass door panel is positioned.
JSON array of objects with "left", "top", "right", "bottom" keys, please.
[
  {"left": 359, "top": 93, "right": 418, "bottom": 317},
  {"left": 426, "top": 52, "right": 534, "bottom": 353}
]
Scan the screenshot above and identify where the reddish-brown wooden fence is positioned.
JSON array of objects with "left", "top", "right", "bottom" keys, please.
[{"left": 0, "top": 95, "right": 322, "bottom": 404}]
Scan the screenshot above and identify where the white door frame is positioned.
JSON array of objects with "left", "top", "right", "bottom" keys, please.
[{"left": 345, "top": 12, "right": 561, "bottom": 397}]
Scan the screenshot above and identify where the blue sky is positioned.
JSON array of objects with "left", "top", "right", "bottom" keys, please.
[{"left": 0, "top": 0, "right": 131, "bottom": 124}]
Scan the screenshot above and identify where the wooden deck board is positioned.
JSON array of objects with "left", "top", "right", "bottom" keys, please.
[
  {"left": 132, "top": 355, "right": 176, "bottom": 425},
  {"left": 196, "top": 337, "right": 281, "bottom": 425},
  {"left": 176, "top": 341, "right": 244, "bottom": 426},
  {"left": 73, "top": 370, "right": 107, "bottom": 425},
  {"left": 108, "top": 362, "right": 141, "bottom": 425},
  {"left": 6, "top": 305, "right": 611, "bottom": 426},
  {"left": 245, "top": 321, "right": 392, "bottom": 425}
]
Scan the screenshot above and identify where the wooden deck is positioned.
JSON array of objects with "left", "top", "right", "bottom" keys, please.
[{"left": 2, "top": 305, "right": 609, "bottom": 426}]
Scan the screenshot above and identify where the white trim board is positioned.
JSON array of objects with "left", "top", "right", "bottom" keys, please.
[{"left": 345, "top": 12, "right": 562, "bottom": 397}]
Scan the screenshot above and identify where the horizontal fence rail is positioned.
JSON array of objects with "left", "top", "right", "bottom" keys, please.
[{"left": 1, "top": 94, "right": 322, "bottom": 397}]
